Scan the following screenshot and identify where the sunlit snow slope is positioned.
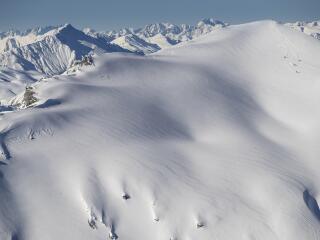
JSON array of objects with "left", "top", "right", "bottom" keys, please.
[{"left": 1, "top": 20, "right": 320, "bottom": 240}]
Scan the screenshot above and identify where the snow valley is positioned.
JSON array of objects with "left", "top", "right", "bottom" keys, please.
[{"left": 0, "top": 19, "right": 320, "bottom": 240}]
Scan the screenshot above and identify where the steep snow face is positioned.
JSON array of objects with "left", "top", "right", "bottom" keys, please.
[
  {"left": 0, "top": 24, "right": 128, "bottom": 76},
  {"left": 1, "top": 20, "right": 320, "bottom": 240},
  {"left": 111, "top": 34, "right": 160, "bottom": 54},
  {"left": 285, "top": 21, "right": 320, "bottom": 40},
  {"left": 0, "top": 35, "right": 75, "bottom": 75}
]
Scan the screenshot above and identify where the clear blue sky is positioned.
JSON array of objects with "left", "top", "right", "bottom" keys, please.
[{"left": 1, "top": 0, "right": 319, "bottom": 32}]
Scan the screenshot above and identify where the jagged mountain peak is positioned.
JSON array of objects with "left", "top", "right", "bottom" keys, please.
[
  {"left": 138, "top": 22, "right": 183, "bottom": 38},
  {"left": 197, "top": 18, "right": 227, "bottom": 27},
  {"left": 57, "top": 23, "right": 74, "bottom": 31}
]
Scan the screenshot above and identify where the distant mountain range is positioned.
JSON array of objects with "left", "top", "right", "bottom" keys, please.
[{"left": 0, "top": 19, "right": 319, "bottom": 77}]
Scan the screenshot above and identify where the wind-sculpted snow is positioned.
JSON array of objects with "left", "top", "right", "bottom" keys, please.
[{"left": 0, "top": 20, "right": 320, "bottom": 240}]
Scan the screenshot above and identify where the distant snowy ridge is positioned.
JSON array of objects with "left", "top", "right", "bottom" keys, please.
[
  {"left": 87, "top": 18, "right": 227, "bottom": 45},
  {"left": 82, "top": 18, "right": 228, "bottom": 57}
]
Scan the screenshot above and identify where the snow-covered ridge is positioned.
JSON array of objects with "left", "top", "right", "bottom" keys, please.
[{"left": 89, "top": 18, "right": 228, "bottom": 43}]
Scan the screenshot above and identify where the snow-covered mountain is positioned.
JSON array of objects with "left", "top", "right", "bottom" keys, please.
[
  {"left": 0, "top": 20, "right": 320, "bottom": 240},
  {"left": 0, "top": 18, "right": 319, "bottom": 104},
  {"left": 0, "top": 24, "right": 128, "bottom": 76},
  {"left": 111, "top": 34, "right": 160, "bottom": 54},
  {"left": 0, "top": 26, "right": 57, "bottom": 49},
  {"left": 0, "top": 18, "right": 227, "bottom": 78},
  {"left": 82, "top": 18, "right": 227, "bottom": 54}
]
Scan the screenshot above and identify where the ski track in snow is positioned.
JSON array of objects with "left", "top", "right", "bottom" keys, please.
[{"left": 0, "top": 20, "right": 320, "bottom": 240}]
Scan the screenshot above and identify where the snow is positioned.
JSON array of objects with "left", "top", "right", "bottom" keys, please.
[
  {"left": 111, "top": 34, "right": 160, "bottom": 54},
  {"left": 145, "top": 34, "right": 180, "bottom": 49},
  {"left": 3, "top": 18, "right": 319, "bottom": 83},
  {"left": 0, "top": 19, "right": 229, "bottom": 78},
  {"left": 0, "top": 20, "right": 320, "bottom": 240},
  {"left": 0, "top": 26, "right": 57, "bottom": 52},
  {"left": 285, "top": 21, "right": 320, "bottom": 40},
  {"left": 0, "top": 24, "right": 129, "bottom": 76}
]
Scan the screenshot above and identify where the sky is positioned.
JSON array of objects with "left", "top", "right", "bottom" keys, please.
[{"left": 0, "top": 0, "right": 319, "bottom": 32}]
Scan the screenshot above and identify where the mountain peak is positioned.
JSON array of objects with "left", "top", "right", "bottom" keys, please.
[
  {"left": 57, "top": 23, "right": 76, "bottom": 32},
  {"left": 197, "top": 18, "right": 226, "bottom": 27}
]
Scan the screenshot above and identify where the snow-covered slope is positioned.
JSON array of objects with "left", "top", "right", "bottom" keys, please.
[
  {"left": 0, "top": 67, "right": 43, "bottom": 103},
  {"left": 0, "top": 20, "right": 320, "bottom": 240},
  {"left": 111, "top": 34, "right": 160, "bottom": 54}
]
